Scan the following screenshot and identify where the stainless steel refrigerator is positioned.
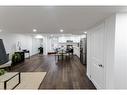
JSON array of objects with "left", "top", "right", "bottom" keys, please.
[{"left": 80, "top": 38, "right": 87, "bottom": 65}]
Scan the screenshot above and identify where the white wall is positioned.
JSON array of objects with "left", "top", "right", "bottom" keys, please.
[
  {"left": 31, "top": 37, "right": 42, "bottom": 55},
  {"left": 114, "top": 13, "right": 127, "bottom": 89},
  {"left": 0, "top": 32, "right": 41, "bottom": 58},
  {"left": 104, "top": 15, "right": 116, "bottom": 89},
  {"left": 43, "top": 36, "right": 48, "bottom": 55}
]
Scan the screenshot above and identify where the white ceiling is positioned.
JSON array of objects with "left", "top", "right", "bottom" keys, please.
[{"left": 0, "top": 6, "right": 127, "bottom": 34}]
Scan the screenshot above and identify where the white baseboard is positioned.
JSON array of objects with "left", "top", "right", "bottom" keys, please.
[{"left": 86, "top": 73, "right": 100, "bottom": 89}]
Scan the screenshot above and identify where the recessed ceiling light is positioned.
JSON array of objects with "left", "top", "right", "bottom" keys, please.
[
  {"left": 60, "top": 29, "right": 64, "bottom": 32},
  {"left": 33, "top": 29, "right": 37, "bottom": 32},
  {"left": 83, "top": 31, "right": 87, "bottom": 34},
  {"left": 0, "top": 29, "right": 2, "bottom": 32}
]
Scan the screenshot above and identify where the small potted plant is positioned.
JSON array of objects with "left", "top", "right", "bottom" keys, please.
[
  {"left": 0, "top": 69, "right": 6, "bottom": 76},
  {"left": 12, "top": 53, "right": 21, "bottom": 64}
]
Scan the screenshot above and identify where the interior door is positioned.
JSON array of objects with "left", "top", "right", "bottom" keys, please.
[{"left": 90, "top": 23, "right": 105, "bottom": 89}]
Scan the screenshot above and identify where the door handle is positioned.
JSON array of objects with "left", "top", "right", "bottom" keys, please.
[{"left": 98, "top": 64, "right": 104, "bottom": 68}]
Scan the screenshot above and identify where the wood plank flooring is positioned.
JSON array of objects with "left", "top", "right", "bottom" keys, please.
[{"left": 9, "top": 55, "right": 96, "bottom": 89}]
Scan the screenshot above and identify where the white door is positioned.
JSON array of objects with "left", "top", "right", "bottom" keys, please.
[{"left": 89, "top": 23, "right": 105, "bottom": 89}]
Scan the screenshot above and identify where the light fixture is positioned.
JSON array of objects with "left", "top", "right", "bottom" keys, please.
[
  {"left": 33, "top": 29, "right": 37, "bottom": 32},
  {"left": 60, "top": 29, "right": 64, "bottom": 33},
  {"left": 0, "top": 29, "right": 2, "bottom": 32},
  {"left": 83, "top": 31, "right": 87, "bottom": 34},
  {"left": 35, "top": 35, "right": 43, "bottom": 39}
]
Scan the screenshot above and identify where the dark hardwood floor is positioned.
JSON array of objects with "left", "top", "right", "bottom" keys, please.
[{"left": 9, "top": 54, "right": 96, "bottom": 89}]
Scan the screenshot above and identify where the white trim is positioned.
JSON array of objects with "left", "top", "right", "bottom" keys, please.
[{"left": 86, "top": 71, "right": 103, "bottom": 89}]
